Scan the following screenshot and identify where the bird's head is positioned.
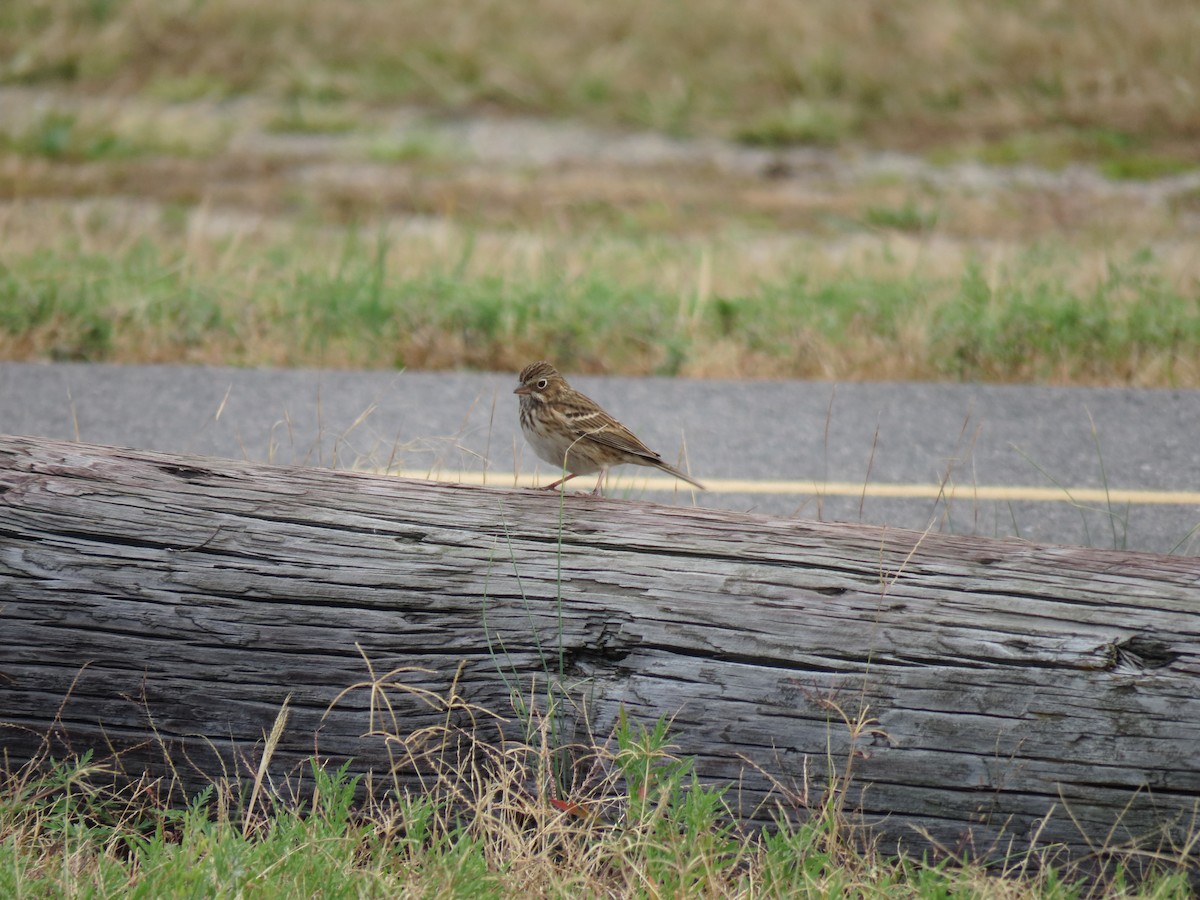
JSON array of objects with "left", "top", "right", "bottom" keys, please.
[{"left": 514, "top": 361, "right": 566, "bottom": 400}]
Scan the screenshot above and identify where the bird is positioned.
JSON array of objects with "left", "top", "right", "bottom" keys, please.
[{"left": 514, "top": 360, "right": 704, "bottom": 495}]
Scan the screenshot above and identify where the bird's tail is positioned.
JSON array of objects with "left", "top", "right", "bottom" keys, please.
[{"left": 655, "top": 460, "right": 705, "bottom": 491}]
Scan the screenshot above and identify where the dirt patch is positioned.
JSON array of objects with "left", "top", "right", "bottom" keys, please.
[{"left": 4, "top": 86, "right": 1199, "bottom": 243}]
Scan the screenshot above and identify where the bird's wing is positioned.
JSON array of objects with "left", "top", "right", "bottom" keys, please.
[
  {"left": 554, "top": 391, "right": 704, "bottom": 489},
  {"left": 558, "top": 400, "right": 663, "bottom": 463}
]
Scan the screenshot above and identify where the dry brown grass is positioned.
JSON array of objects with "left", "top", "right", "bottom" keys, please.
[
  {"left": 6, "top": 659, "right": 1194, "bottom": 895},
  {"left": 5, "top": 0, "right": 1199, "bottom": 160}
]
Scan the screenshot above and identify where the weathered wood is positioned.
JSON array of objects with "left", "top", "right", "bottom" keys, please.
[{"left": 2, "top": 434, "right": 1198, "bottom": 871}]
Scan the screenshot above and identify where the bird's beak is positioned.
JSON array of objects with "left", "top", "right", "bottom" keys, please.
[{"left": 514, "top": 385, "right": 530, "bottom": 395}]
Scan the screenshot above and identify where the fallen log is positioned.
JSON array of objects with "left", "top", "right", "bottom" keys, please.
[{"left": 1, "top": 434, "right": 1198, "bottom": 873}]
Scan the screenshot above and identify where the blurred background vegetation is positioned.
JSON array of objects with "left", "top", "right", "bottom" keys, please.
[
  {"left": 1, "top": 0, "right": 1198, "bottom": 383},
  {"left": 5, "top": 0, "right": 1199, "bottom": 163}
]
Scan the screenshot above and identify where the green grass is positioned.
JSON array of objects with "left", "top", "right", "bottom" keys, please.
[
  {"left": 0, "top": 758, "right": 500, "bottom": 897},
  {"left": 0, "top": 109, "right": 226, "bottom": 162},
  {"left": 935, "top": 127, "right": 1200, "bottom": 178},
  {"left": 736, "top": 101, "right": 856, "bottom": 147},
  {"left": 863, "top": 202, "right": 939, "bottom": 233},
  {"left": 2, "top": 227, "right": 1197, "bottom": 385},
  {"left": 929, "top": 253, "right": 1200, "bottom": 383},
  {"left": 3, "top": 716, "right": 1193, "bottom": 897}
]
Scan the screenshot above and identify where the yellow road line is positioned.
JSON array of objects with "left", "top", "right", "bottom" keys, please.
[{"left": 371, "top": 468, "right": 1200, "bottom": 505}]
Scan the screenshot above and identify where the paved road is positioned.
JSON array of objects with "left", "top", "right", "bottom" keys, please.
[{"left": 2, "top": 361, "right": 1197, "bottom": 555}]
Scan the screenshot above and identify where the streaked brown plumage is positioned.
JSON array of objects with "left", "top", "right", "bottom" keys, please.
[{"left": 514, "top": 361, "right": 704, "bottom": 494}]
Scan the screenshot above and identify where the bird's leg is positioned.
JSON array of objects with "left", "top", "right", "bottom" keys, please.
[
  {"left": 591, "top": 468, "right": 608, "bottom": 496},
  {"left": 542, "top": 472, "right": 578, "bottom": 491}
]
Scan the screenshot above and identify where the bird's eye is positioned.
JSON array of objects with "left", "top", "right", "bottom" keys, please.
[{"left": 537, "top": 378, "right": 548, "bottom": 389}]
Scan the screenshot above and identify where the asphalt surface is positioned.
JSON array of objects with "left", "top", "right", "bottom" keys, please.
[{"left": 2, "top": 361, "right": 1197, "bottom": 555}]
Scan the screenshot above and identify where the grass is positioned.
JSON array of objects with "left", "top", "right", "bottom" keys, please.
[
  {"left": 0, "top": 2, "right": 1197, "bottom": 385},
  {"left": 936, "top": 127, "right": 1200, "bottom": 178},
  {"left": 928, "top": 255, "right": 1200, "bottom": 384},
  {"left": 0, "top": 106, "right": 229, "bottom": 162},
  {"left": 1, "top": 756, "right": 500, "bottom": 897},
  {"left": 2, "top": 0, "right": 1199, "bottom": 168},
  {"left": 1, "top": 216, "right": 1197, "bottom": 385},
  {"left": 5, "top": 693, "right": 1193, "bottom": 897}
]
